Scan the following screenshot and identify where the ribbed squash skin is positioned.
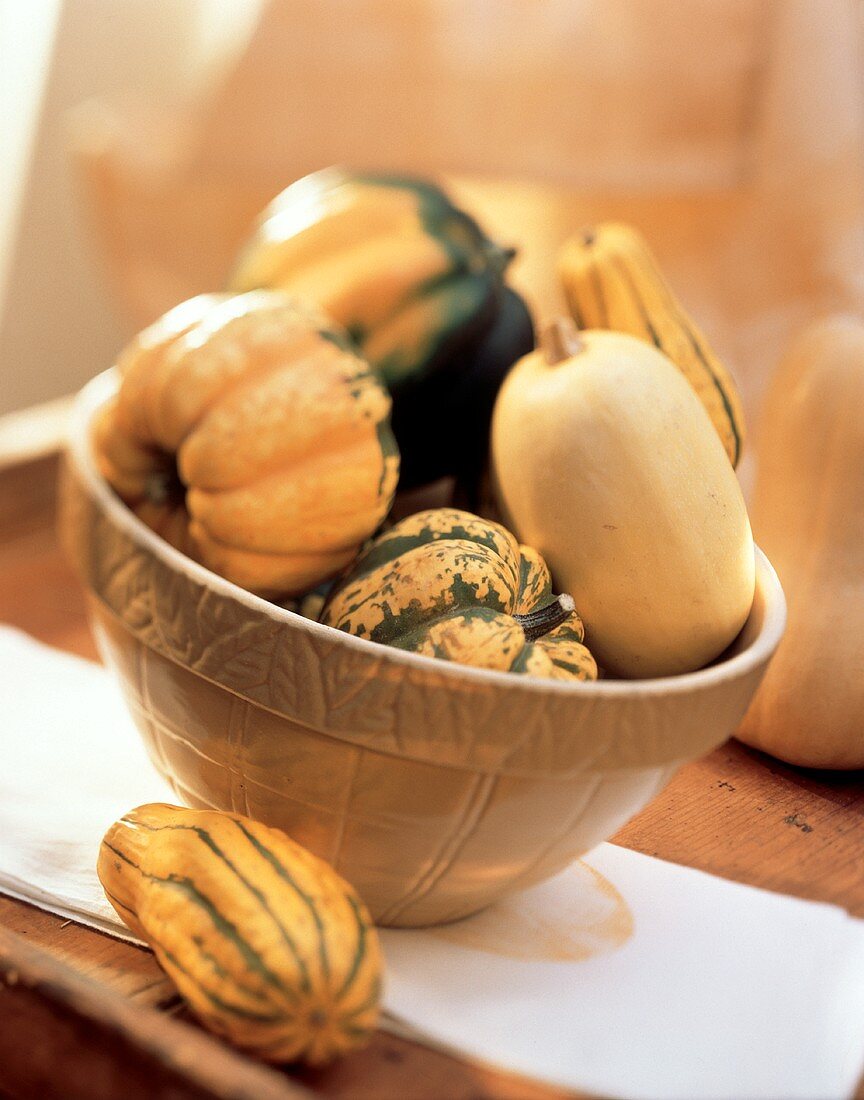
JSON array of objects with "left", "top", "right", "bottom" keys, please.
[
  {"left": 558, "top": 222, "right": 746, "bottom": 467},
  {"left": 322, "top": 508, "right": 597, "bottom": 681},
  {"left": 97, "top": 804, "right": 383, "bottom": 1065},
  {"left": 738, "top": 317, "right": 864, "bottom": 768},
  {"left": 93, "top": 291, "right": 399, "bottom": 597},
  {"left": 230, "top": 169, "right": 510, "bottom": 390},
  {"left": 491, "top": 326, "right": 755, "bottom": 679}
]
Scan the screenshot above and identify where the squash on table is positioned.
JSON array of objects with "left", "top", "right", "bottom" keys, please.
[
  {"left": 321, "top": 508, "right": 597, "bottom": 682},
  {"left": 738, "top": 316, "right": 864, "bottom": 769},
  {"left": 93, "top": 291, "right": 399, "bottom": 597},
  {"left": 491, "top": 319, "right": 755, "bottom": 679},
  {"left": 230, "top": 169, "right": 529, "bottom": 487},
  {"left": 98, "top": 803, "right": 383, "bottom": 1065},
  {"left": 558, "top": 222, "right": 746, "bottom": 467}
]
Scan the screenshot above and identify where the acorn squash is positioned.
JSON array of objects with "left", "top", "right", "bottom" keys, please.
[
  {"left": 230, "top": 169, "right": 527, "bottom": 487},
  {"left": 394, "top": 285, "right": 535, "bottom": 490},
  {"left": 93, "top": 291, "right": 399, "bottom": 597},
  {"left": 98, "top": 803, "right": 382, "bottom": 1065},
  {"left": 738, "top": 316, "right": 864, "bottom": 768},
  {"left": 231, "top": 169, "right": 511, "bottom": 388},
  {"left": 558, "top": 222, "right": 746, "bottom": 467},
  {"left": 321, "top": 508, "right": 597, "bottom": 681},
  {"left": 491, "top": 320, "right": 755, "bottom": 679}
]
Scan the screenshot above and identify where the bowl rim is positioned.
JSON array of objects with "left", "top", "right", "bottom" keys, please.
[{"left": 67, "top": 369, "right": 786, "bottom": 700}]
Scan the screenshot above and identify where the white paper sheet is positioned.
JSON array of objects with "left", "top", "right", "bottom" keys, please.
[{"left": 2, "top": 625, "right": 864, "bottom": 1099}]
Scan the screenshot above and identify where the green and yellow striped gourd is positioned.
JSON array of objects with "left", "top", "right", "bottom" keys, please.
[
  {"left": 97, "top": 803, "right": 383, "bottom": 1066},
  {"left": 558, "top": 222, "right": 746, "bottom": 466},
  {"left": 321, "top": 508, "right": 598, "bottom": 682}
]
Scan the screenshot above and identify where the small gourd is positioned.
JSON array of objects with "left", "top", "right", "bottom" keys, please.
[
  {"left": 321, "top": 508, "right": 597, "bottom": 682},
  {"left": 491, "top": 320, "right": 755, "bottom": 679},
  {"left": 738, "top": 316, "right": 864, "bottom": 768},
  {"left": 93, "top": 291, "right": 399, "bottom": 597},
  {"left": 230, "top": 169, "right": 530, "bottom": 488},
  {"left": 558, "top": 222, "right": 746, "bottom": 466},
  {"left": 98, "top": 803, "right": 383, "bottom": 1065}
]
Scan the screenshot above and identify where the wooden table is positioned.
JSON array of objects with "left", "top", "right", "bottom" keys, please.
[{"left": 1, "top": 452, "right": 863, "bottom": 1099}]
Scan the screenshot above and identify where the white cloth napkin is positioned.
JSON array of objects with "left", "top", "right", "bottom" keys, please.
[{"left": 2, "top": 624, "right": 864, "bottom": 1100}]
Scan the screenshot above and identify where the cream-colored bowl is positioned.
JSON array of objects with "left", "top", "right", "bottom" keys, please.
[{"left": 61, "top": 371, "right": 786, "bottom": 927}]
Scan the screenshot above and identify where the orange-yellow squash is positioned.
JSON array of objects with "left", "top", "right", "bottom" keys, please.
[
  {"left": 491, "top": 320, "right": 755, "bottom": 679},
  {"left": 738, "top": 316, "right": 864, "bottom": 768},
  {"left": 93, "top": 292, "right": 399, "bottom": 597},
  {"left": 98, "top": 803, "right": 383, "bottom": 1065}
]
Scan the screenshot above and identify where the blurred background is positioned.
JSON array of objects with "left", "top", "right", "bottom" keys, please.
[{"left": 1, "top": 0, "right": 863, "bottom": 466}]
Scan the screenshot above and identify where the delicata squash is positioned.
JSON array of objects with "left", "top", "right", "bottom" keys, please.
[
  {"left": 321, "top": 508, "right": 598, "bottom": 682},
  {"left": 559, "top": 222, "right": 746, "bottom": 466},
  {"left": 98, "top": 803, "right": 382, "bottom": 1065},
  {"left": 93, "top": 291, "right": 399, "bottom": 597}
]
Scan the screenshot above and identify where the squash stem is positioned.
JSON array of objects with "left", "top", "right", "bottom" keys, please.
[
  {"left": 514, "top": 594, "right": 575, "bottom": 641},
  {"left": 543, "top": 318, "right": 584, "bottom": 365},
  {"left": 484, "top": 242, "right": 518, "bottom": 276}
]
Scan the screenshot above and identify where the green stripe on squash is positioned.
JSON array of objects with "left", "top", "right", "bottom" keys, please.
[
  {"left": 322, "top": 508, "right": 598, "bottom": 682},
  {"left": 97, "top": 804, "right": 383, "bottom": 1066}
]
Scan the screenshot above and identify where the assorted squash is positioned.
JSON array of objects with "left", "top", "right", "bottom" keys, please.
[
  {"left": 229, "top": 169, "right": 534, "bottom": 487},
  {"left": 88, "top": 168, "right": 863, "bottom": 1065},
  {"left": 98, "top": 803, "right": 382, "bottom": 1064},
  {"left": 321, "top": 508, "right": 597, "bottom": 681},
  {"left": 92, "top": 185, "right": 762, "bottom": 685}
]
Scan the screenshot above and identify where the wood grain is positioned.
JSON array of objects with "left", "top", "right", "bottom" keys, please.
[
  {"left": 0, "top": 921, "right": 311, "bottom": 1100},
  {"left": 0, "top": 450, "right": 861, "bottom": 1099},
  {"left": 616, "top": 741, "right": 864, "bottom": 917}
]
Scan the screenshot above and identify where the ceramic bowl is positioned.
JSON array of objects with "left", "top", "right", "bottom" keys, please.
[{"left": 60, "top": 371, "right": 786, "bottom": 927}]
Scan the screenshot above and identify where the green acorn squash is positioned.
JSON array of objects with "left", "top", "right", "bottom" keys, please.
[
  {"left": 321, "top": 508, "right": 597, "bottom": 681},
  {"left": 230, "top": 170, "right": 529, "bottom": 488},
  {"left": 393, "top": 285, "right": 535, "bottom": 490}
]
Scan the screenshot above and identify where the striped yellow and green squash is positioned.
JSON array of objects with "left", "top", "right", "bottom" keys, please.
[
  {"left": 230, "top": 169, "right": 512, "bottom": 391},
  {"left": 97, "top": 803, "right": 383, "bottom": 1066},
  {"left": 558, "top": 222, "right": 746, "bottom": 466},
  {"left": 93, "top": 291, "right": 399, "bottom": 598},
  {"left": 321, "top": 509, "right": 598, "bottom": 682}
]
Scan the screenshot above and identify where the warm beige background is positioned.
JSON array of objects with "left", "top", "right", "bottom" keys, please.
[{"left": 0, "top": 0, "right": 260, "bottom": 416}]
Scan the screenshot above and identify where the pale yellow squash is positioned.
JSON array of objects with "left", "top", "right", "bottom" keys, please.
[
  {"left": 491, "top": 320, "right": 755, "bottom": 678},
  {"left": 738, "top": 316, "right": 864, "bottom": 768}
]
